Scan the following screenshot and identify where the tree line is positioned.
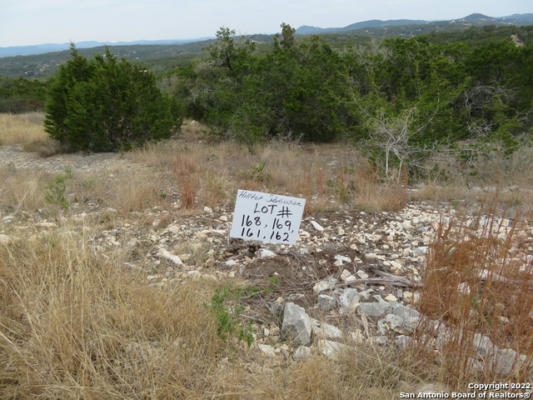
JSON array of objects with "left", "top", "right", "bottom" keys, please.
[
  {"left": 2, "top": 25, "right": 532, "bottom": 177},
  {"left": 173, "top": 25, "right": 532, "bottom": 146},
  {"left": 168, "top": 24, "right": 532, "bottom": 176}
]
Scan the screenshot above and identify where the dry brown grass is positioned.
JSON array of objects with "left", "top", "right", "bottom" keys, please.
[
  {"left": 0, "top": 229, "right": 231, "bottom": 399},
  {"left": 0, "top": 113, "right": 50, "bottom": 147},
  {"left": 71, "top": 167, "right": 170, "bottom": 215},
  {"left": 126, "top": 127, "right": 407, "bottom": 213},
  {"left": 174, "top": 154, "right": 199, "bottom": 209},
  {"left": 0, "top": 226, "right": 434, "bottom": 399},
  {"left": 412, "top": 206, "right": 533, "bottom": 386},
  {"left": 247, "top": 342, "right": 433, "bottom": 399},
  {"left": 411, "top": 184, "right": 533, "bottom": 214},
  {"left": 412, "top": 145, "right": 533, "bottom": 208},
  {"left": 0, "top": 164, "right": 171, "bottom": 218},
  {"left": 0, "top": 166, "right": 50, "bottom": 213}
]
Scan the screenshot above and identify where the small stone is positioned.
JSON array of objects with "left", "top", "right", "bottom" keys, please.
[
  {"left": 334, "top": 255, "right": 351, "bottom": 266},
  {"left": 157, "top": 248, "right": 184, "bottom": 266},
  {"left": 395, "top": 335, "right": 411, "bottom": 349},
  {"left": 203, "top": 206, "right": 213, "bottom": 213},
  {"left": 339, "top": 288, "right": 360, "bottom": 314},
  {"left": 310, "top": 221, "right": 324, "bottom": 232},
  {"left": 337, "top": 227, "right": 345, "bottom": 235},
  {"left": 414, "top": 246, "right": 428, "bottom": 256},
  {"left": 412, "top": 292, "right": 421, "bottom": 304},
  {"left": 356, "top": 270, "right": 369, "bottom": 279},
  {"left": 1, "top": 216, "right": 14, "bottom": 224},
  {"left": 269, "top": 300, "right": 284, "bottom": 320},
  {"left": 415, "top": 383, "right": 451, "bottom": 395},
  {"left": 357, "top": 289, "right": 373, "bottom": 301},
  {"left": 388, "top": 303, "right": 420, "bottom": 332},
  {"left": 357, "top": 302, "right": 390, "bottom": 318},
  {"left": 318, "top": 294, "right": 337, "bottom": 311},
  {"left": 473, "top": 333, "right": 495, "bottom": 358},
  {"left": 258, "top": 344, "right": 276, "bottom": 357},
  {"left": 293, "top": 346, "right": 311, "bottom": 361},
  {"left": 390, "top": 260, "right": 403, "bottom": 273},
  {"left": 365, "top": 253, "right": 378, "bottom": 261},
  {"left": 187, "top": 270, "right": 201, "bottom": 279},
  {"left": 380, "top": 313, "right": 411, "bottom": 335},
  {"left": 403, "top": 291, "right": 413, "bottom": 303},
  {"left": 313, "top": 277, "right": 337, "bottom": 294},
  {"left": 384, "top": 294, "right": 397, "bottom": 302},
  {"left": 258, "top": 248, "right": 276, "bottom": 259},
  {"left": 165, "top": 225, "right": 180, "bottom": 234},
  {"left": 312, "top": 322, "right": 343, "bottom": 339},
  {"left": 457, "top": 282, "right": 471, "bottom": 295},
  {"left": 318, "top": 339, "right": 350, "bottom": 360},
  {"left": 299, "top": 247, "right": 310, "bottom": 255},
  {"left": 350, "top": 329, "right": 364, "bottom": 344},
  {"left": 281, "top": 302, "right": 312, "bottom": 346},
  {"left": 491, "top": 348, "right": 519, "bottom": 376},
  {"left": 340, "top": 269, "right": 357, "bottom": 283},
  {"left": 225, "top": 259, "right": 238, "bottom": 267},
  {"left": 36, "top": 221, "right": 57, "bottom": 228},
  {"left": 497, "top": 316, "right": 510, "bottom": 324}
]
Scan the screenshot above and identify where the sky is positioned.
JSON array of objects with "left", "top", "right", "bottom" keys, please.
[{"left": 1, "top": 0, "right": 532, "bottom": 47}]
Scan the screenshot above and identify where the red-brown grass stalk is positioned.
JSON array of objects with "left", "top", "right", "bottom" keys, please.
[{"left": 413, "top": 205, "right": 532, "bottom": 385}]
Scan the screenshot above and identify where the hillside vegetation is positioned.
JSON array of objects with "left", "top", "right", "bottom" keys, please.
[
  {"left": 2, "top": 23, "right": 532, "bottom": 182},
  {"left": 164, "top": 24, "right": 533, "bottom": 181}
]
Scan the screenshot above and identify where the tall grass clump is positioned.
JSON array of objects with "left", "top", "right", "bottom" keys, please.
[
  {"left": 413, "top": 206, "right": 533, "bottom": 385},
  {"left": 0, "top": 230, "right": 235, "bottom": 399},
  {"left": 0, "top": 113, "right": 48, "bottom": 146}
]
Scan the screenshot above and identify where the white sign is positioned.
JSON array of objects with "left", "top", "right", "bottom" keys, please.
[{"left": 230, "top": 190, "right": 306, "bottom": 245}]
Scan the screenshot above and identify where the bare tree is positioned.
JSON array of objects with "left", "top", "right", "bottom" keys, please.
[{"left": 361, "top": 104, "right": 440, "bottom": 182}]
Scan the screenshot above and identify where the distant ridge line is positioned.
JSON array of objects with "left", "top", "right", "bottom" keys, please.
[
  {"left": 295, "top": 13, "right": 533, "bottom": 35},
  {"left": 0, "top": 38, "right": 212, "bottom": 58}
]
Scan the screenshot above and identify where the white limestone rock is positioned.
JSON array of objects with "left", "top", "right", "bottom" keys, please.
[{"left": 282, "top": 302, "right": 312, "bottom": 346}]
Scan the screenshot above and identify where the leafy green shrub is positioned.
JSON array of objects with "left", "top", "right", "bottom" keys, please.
[
  {"left": 208, "top": 284, "right": 255, "bottom": 347},
  {"left": 44, "top": 45, "right": 181, "bottom": 152},
  {"left": 176, "top": 24, "right": 355, "bottom": 144}
]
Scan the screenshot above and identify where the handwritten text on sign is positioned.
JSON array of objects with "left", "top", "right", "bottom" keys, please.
[{"left": 230, "top": 190, "right": 306, "bottom": 245}]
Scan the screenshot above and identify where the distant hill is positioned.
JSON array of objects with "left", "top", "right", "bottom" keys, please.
[
  {"left": 0, "top": 35, "right": 274, "bottom": 79},
  {"left": 0, "top": 38, "right": 212, "bottom": 58},
  {"left": 1, "top": 13, "right": 533, "bottom": 79},
  {"left": 296, "top": 19, "right": 427, "bottom": 35},
  {"left": 295, "top": 13, "right": 533, "bottom": 35}
]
